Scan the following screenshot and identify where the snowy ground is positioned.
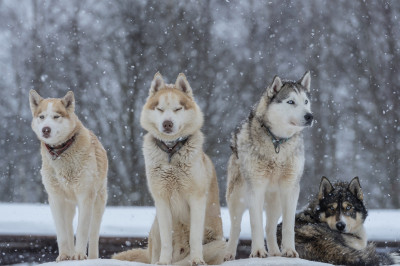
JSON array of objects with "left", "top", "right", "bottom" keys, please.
[
  {"left": 39, "top": 257, "right": 332, "bottom": 266},
  {"left": 1, "top": 203, "right": 399, "bottom": 242},
  {"left": 1, "top": 203, "right": 400, "bottom": 265}
]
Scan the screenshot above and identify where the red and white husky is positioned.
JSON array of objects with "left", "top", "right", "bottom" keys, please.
[{"left": 29, "top": 90, "right": 108, "bottom": 261}]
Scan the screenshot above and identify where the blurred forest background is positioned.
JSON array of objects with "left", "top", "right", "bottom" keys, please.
[{"left": 0, "top": 0, "right": 398, "bottom": 209}]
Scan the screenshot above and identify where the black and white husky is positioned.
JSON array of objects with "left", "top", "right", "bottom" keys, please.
[
  {"left": 277, "top": 176, "right": 395, "bottom": 265},
  {"left": 225, "top": 72, "right": 313, "bottom": 260}
]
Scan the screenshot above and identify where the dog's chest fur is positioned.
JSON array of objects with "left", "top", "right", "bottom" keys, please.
[
  {"left": 236, "top": 125, "right": 305, "bottom": 185},
  {"left": 143, "top": 132, "right": 207, "bottom": 197},
  {"left": 40, "top": 128, "right": 99, "bottom": 195}
]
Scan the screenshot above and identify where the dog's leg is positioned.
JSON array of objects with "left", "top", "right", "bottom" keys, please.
[
  {"left": 265, "top": 191, "right": 282, "bottom": 256},
  {"left": 188, "top": 195, "right": 207, "bottom": 265},
  {"left": 74, "top": 191, "right": 96, "bottom": 260},
  {"left": 224, "top": 183, "right": 246, "bottom": 261},
  {"left": 150, "top": 218, "right": 161, "bottom": 264},
  {"left": 154, "top": 199, "right": 173, "bottom": 264},
  {"left": 88, "top": 190, "right": 107, "bottom": 259},
  {"left": 48, "top": 194, "right": 75, "bottom": 262},
  {"left": 280, "top": 182, "right": 299, "bottom": 258},
  {"left": 64, "top": 200, "right": 76, "bottom": 258},
  {"left": 248, "top": 183, "right": 267, "bottom": 258}
]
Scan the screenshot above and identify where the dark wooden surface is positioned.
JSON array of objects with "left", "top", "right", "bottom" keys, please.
[{"left": 1, "top": 235, "right": 398, "bottom": 265}]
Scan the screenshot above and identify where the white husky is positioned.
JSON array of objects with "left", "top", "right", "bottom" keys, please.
[
  {"left": 29, "top": 90, "right": 108, "bottom": 261},
  {"left": 224, "top": 72, "right": 313, "bottom": 260}
]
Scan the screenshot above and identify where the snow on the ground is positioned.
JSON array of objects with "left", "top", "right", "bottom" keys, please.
[
  {"left": 39, "top": 257, "right": 332, "bottom": 266},
  {"left": 1, "top": 203, "right": 399, "bottom": 242}
]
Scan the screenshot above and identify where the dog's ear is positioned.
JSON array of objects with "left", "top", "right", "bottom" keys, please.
[
  {"left": 29, "top": 89, "right": 43, "bottom": 115},
  {"left": 175, "top": 73, "right": 193, "bottom": 98},
  {"left": 318, "top": 176, "right": 333, "bottom": 200},
  {"left": 298, "top": 70, "right": 311, "bottom": 92},
  {"left": 149, "top": 72, "right": 165, "bottom": 96},
  {"left": 267, "top": 75, "right": 283, "bottom": 98},
  {"left": 348, "top": 176, "right": 363, "bottom": 201},
  {"left": 62, "top": 91, "right": 75, "bottom": 112}
]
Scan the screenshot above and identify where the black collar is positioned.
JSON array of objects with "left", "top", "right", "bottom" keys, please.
[
  {"left": 258, "top": 120, "right": 290, "bottom": 154},
  {"left": 155, "top": 136, "right": 189, "bottom": 163}
]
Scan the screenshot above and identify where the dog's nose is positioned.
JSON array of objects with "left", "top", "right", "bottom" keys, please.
[
  {"left": 336, "top": 221, "right": 346, "bottom": 231},
  {"left": 304, "top": 113, "right": 313, "bottom": 125},
  {"left": 42, "top": 127, "right": 51, "bottom": 138},
  {"left": 162, "top": 120, "right": 173, "bottom": 132},
  {"left": 42, "top": 127, "right": 51, "bottom": 134}
]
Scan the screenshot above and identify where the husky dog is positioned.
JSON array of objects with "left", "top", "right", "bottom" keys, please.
[
  {"left": 113, "top": 73, "right": 225, "bottom": 265},
  {"left": 29, "top": 90, "right": 108, "bottom": 261},
  {"left": 277, "top": 176, "right": 395, "bottom": 265},
  {"left": 224, "top": 72, "right": 313, "bottom": 260}
]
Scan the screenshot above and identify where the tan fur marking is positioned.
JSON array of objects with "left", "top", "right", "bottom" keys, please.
[
  {"left": 342, "top": 202, "right": 352, "bottom": 209},
  {"left": 147, "top": 99, "right": 159, "bottom": 110},
  {"left": 34, "top": 99, "right": 70, "bottom": 118},
  {"left": 325, "top": 215, "right": 338, "bottom": 230},
  {"left": 179, "top": 98, "right": 195, "bottom": 110},
  {"left": 145, "top": 88, "right": 195, "bottom": 110}
]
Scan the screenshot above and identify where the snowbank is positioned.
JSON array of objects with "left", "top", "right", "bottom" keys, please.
[
  {"left": 40, "top": 257, "right": 332, "bottom": 266},
  {"left": 1, "top": 203, "right": 399, "bottom": 242}
]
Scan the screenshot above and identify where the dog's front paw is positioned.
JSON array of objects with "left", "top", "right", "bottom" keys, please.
[
  {"left": 72, "top": 252, "right": 88, "bottom": 260},
  {"left": 224, "top": 252, "right": 235, "bottom": 261},
  {"left": 250, "top": 248, "right": 267, "bottom": 258},
  {"left": 281, "top": 248, "right": 299, "bottom": 258},
  {"left": 191, "top": 257, "right": 205, "bottom": 265},
  {"left": 56, "top": 253, "right": 71, "bottom": 262}
]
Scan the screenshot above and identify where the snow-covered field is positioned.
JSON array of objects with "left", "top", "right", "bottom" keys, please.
[
  {"left": 1, "top": 203, "right": 399, "bottom": 242},
  {"left": 39, "top": 257, "right": 332, "bottom": 266},
  {"left": 2, "top": 203, "right": 400, "bottom": 265}
]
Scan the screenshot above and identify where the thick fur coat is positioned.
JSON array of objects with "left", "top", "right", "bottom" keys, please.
[
  {"left": 277, "top": 177, "right": 394, "bottom": 265},
  {"left": 29, "top": 90, "right": 108, "bottom": 261},
  {"left": 225, "top": 72, "right": 313, "bottom": 260},
  {"left": 113, "top": 73, "right": 225, "bottom": 265}
]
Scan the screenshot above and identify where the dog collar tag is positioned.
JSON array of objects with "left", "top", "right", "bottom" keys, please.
[{"left": 259, "top": 120, "right": 289, "bottom": 154}]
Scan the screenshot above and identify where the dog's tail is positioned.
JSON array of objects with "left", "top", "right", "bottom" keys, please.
[
  {"left": 112, "top": 248, "right": 149, "bottom": 263},
  {"left": 203, "top": 239, "right": 227, "bottom": 265},
  {"left": 356, "top": 243, "right": 394, "bottom": 265},
  {"left": 174, "top": 239, "right": 227, "bottom": 266}
]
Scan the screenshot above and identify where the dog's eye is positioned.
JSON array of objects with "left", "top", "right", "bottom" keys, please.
[
  {"left": 305, "top": 100, "right": 308, "bottom": 104},
  {"left": 346, "top": 206, "right": 352, "bottom": 210},
  {"left": 54, "top": 115, "right": 60, "bottom": 119},
  {"left": 330, "top": 206, "right": 335, "bottom": 210},
  {"left": 174, "top": 107, "right": 183, "bottom": 112},
  {"left": 287, "top": 100, "right": 295, "bottom": 105},
  {"left": 39, "top": 115, "right": 45, "bottom": 119},
  {"left": 156, "top": 108, "right": 164, "bottom": 112}
]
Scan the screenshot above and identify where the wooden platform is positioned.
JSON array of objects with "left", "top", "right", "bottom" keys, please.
[{"left": 1, "top": 235, "right": 399, "bottom": 265}]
